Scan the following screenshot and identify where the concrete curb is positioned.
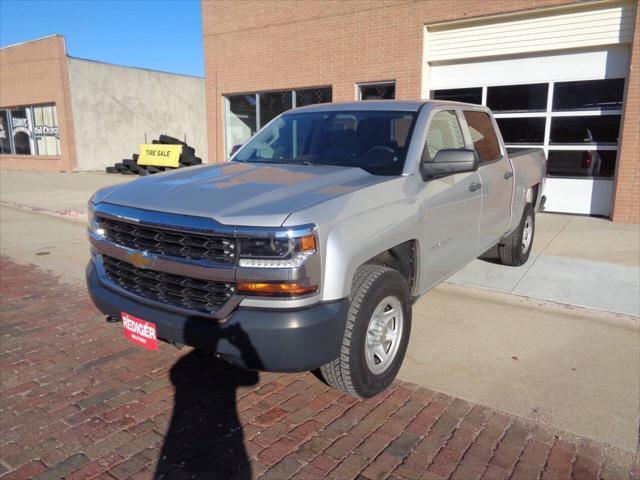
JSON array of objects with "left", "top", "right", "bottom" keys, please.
[{"left": 0, "top": 200, "right": 86, "bottom": 224}]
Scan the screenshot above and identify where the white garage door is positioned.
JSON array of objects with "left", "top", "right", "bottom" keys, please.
[{"left": 423, "top": 1, "right": 635, "bottom": 217}]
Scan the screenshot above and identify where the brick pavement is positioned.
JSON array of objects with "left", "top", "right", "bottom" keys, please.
[{"left": 0, "top": 256, "right": 638, "bottom": 479}]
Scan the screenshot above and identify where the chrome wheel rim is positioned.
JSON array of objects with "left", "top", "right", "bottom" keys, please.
[
  {"left": 522, "top": 215, "right": 533, "bottom": 253},
  {"left": 365, "top": 296, "right": 404, "bottom": 375}
]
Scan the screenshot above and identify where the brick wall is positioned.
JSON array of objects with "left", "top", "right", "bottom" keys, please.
[
  {"left": 202, "top": 0, "right": 639, "bottom": 224},
  {"left": 612, "top": 2, "right": 640, "bottom": 224},
  {"left": 0, "top": 35, "right": 76, "bottom": 171}
]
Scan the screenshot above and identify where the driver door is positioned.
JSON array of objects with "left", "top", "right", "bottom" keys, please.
[{"left": 418, "top": 109, "right": 482, "bottom": 288}]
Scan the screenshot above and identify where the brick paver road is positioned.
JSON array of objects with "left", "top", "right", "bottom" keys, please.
[{"left": 0, "top": 257, "right": 637, "bottom": 479}]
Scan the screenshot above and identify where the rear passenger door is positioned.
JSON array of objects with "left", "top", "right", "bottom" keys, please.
[
  {"left": 463, "top": 110, "right": 514, "bottom": 250},
  {"left": 419, "top": 109, "right": 482, "bottom": 287}
]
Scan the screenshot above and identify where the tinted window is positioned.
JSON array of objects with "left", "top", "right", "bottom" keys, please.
[
  {"left": 496, "top": 117, "right": 545, "bottom": 144},
  {"left": 553, "top": 79, "right": 625, "bottom": 111},
  {"left": 424, "top": 110, "right": 465, "bottom": 161},
  {"left": 432, "top": 88, "right": 482, "bottom": 105},
  {"left": 359, "top": 83, "right": 395, "bottom": 100},
  {"left": 550, "top": 116, "right": 621, "bottom": 144},
  {"left": 547, "top": 150, "right": 617, "bottom": 178},
  {"left": 260, "top": 90, "right": 293, "bottom": 126},
  {"left": 296, "top": 87, "right": 332, "bottom": 106},
  {"left": 486, "top": 83, "right": 547, "bottom": 112},
  {"left": 463, "top": 111, "right": 501, "bottom": 162}
]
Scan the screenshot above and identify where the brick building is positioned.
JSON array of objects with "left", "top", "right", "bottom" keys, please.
[
  {"left": 0, "top": 35, "right": 208, "bottom": 172},
  {"left": 202, "top": 0, "right": 639, "bottom": 223}
]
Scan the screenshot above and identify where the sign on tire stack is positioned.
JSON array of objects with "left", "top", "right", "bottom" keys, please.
[{"left": 105, "top": 135, "right": 202, "bottom": 176}]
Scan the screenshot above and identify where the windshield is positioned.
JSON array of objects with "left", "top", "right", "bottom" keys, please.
[{"left": 234, "top": 110, "right": 417, "bottom": 175}]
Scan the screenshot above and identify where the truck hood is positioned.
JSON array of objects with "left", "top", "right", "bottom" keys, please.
[{"left": 96, "top": 162, "right": 390, "bottom": 227}]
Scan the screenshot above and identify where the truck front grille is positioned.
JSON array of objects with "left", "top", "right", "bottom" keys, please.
[
  {"left": 96, "top": 216, "right": 235, "bottom": 263},
  {"left": 102, "top": 255, "right": 234, "bottom": 313}
]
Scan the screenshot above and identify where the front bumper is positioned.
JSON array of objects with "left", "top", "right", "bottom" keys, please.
[{"left": 86, "top": 260, "right": 348, "bottom": 372}]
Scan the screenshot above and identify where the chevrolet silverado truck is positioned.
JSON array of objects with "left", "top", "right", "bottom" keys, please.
[{"left": 87, "top": 100, "right": 545, "bottom": 398}]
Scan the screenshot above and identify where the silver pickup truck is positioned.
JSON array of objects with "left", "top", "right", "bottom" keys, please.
[{"left": 87, "top": 100, "right": 545, "bottom": 397}]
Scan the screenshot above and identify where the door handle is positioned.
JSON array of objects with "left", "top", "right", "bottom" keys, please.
[
  {"left": 504, "top": 171, "right": 514, "bottom": 179},
  {"left": 468, "top": 182, "right": 481, "bottom": 192}
]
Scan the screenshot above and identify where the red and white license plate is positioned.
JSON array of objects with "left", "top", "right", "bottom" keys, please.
[{"left": 122, "top": 312, "right": 158, "bottom": 350}]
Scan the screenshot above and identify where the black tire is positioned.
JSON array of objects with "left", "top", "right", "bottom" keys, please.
[
  {"left": 122, "top": 159, "right": 136, "bottom": 167},
  {"left": 146, "top": 166, "right": 161, "bottom": 174},
  {"left": 105, "top": 166, "right": 119, "bottom": 174},
  {"left": 159, "top": 134, "right": 187, "bottom": 146},
  {"left": 181, "top": 145, "right": 196, "bottom": 156},
  {"left": 499, "top": 204, "right": 535, "bottom": 266},
  {"left": 320, "top": 265, "right": 412, "bottom": 398}
]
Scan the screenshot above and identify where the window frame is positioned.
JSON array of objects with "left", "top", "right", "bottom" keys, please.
[
  {"left": 0, "top": 103, "right": 60, "bottom": 156},
  {"left": 223, "top": 86, "right": 332, "bottom": 158},
  {"left": 422, "top": 109, "right": 467, "bottom": 162},
  {"left": 356, "top": 80, "right": 396, "bottom": 101},
  {"left": 430, "top": 78, "right": 625, "bottom": 179}
]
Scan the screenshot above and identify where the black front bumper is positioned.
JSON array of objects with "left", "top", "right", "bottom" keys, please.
[{"left": 87, "top": 261, "right": 348, "bottom": 372}]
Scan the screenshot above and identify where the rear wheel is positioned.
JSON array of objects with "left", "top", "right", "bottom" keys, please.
[
  {"left": 499, "top": 204, "right": 535, "bottom": 266},
  {"left": 320, "top": 265, "right": 411, "bottom": 398}
]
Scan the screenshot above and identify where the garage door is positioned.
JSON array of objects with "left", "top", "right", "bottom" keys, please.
[{"left": 423, "top": 1, "right": 635, "bottom": 217}]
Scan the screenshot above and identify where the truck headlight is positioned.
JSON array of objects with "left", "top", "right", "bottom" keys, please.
[
  {"left": 87, "top": 200, "right": 105, "bottom": 236},
  {"left": 237, "top": 227, "right": 320, "bottom": 297},
  {"left": 238, "top": 233, "right": 316, "bottom": 268}
]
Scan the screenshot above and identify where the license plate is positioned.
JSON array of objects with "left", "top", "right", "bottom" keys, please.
[{"left": 122, "top": 312, "right": 158, "bottom": 350}]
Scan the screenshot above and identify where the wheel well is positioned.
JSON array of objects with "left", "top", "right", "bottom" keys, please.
[
  {"left": 527, "top": 184, "right": 540, "bottom": 205},
  {"left": 364, "top": 240, "right": 417, "bottom": 292}
]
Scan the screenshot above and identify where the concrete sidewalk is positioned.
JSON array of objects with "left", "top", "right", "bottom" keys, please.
[
  {"left": 448, "top": 214, "right": 640, "bottom": 316},
  {"left": 1, "top": 170, "right": 638, "bottom": 316}
]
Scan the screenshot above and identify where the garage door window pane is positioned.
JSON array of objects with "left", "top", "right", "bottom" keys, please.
[
  {"left": 432, "top": 88, "right": 482, "bottom": 105},
  {"left": 226, "top": 94, "right": 257, "bottom": 155},
  {"left": 553, "top": 79, "right": 625, "bottom": 111},
  {"left": 550, "top": 115, "right": 621, "bottom": 145},
  {"left": 296, "top": 87, "right": 332, "bottom": 106},
  {"left": 496, "top": 117, "right": 545, "bottom": 144},
  {"left": 486, "top": 83, "right": 547, "bottom": 112},
  {"left": 547, "top": 150, "right": 617, "bottom": 178},
  {"left": 0, "top": 110, "right": 10, "bottom": 154},
  {"left": 424, "top": 110, "right": 465, "bottom": 161},
  {"left": 463, "top": 111, "right": 501, "bottom": 162}
]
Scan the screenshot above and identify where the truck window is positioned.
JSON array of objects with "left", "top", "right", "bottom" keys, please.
[
  {"left": 423, "top": 110, "right": 465, "bottom": 162},
  {"left": 463, "top": 110, "right": 501, "bottom": 163}
]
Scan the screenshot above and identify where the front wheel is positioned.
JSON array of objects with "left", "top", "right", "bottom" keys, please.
[
  {"left": 499, "top": 204, "right": 535, "bottom": 266},
  {"left": 320, "top": 265, "right": 411, "bottom": 398}
]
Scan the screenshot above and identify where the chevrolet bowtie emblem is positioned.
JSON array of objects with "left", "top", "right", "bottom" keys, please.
[{"left": 128, "top": 252, "right": 152, "bottom": 269}]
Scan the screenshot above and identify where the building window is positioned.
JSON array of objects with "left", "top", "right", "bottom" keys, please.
[
  {"left": 0, "top": 103, "right": 60, "bottom": 156},
  {"left": 224, "top": 87, "right": 331, "bottom": 157},
  {"left": 358, "top": 81, "right": 395, "bottom": 100},
  {"left": 432, "top": 78, "right": 625, "bottom": 178}
]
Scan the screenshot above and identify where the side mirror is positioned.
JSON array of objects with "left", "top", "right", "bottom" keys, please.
[
  {"left": 230, "top": 144, "right": 243, "bottom": 156},
  {"left": 421, "top": 149, "right": 478, "bottom": 180}
]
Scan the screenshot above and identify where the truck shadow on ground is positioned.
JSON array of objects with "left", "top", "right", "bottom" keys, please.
[{"left": 155, "top": 324, "right": 261, "bottom": 479}]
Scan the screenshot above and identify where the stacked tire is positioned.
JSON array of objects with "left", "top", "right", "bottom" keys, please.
[{"left": 105, "top": 134, "right": 202, "bottom": 176}]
